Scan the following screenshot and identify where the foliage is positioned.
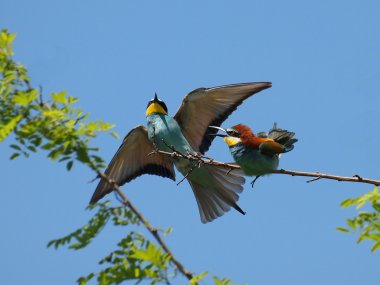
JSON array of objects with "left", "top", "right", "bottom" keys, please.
[
  {"left": 49, "top": 203, "right": 174, "bottom": 284},
  {"left": 337, "top": 187, "right": 380, "bottom": 252},
  {"left": 0, "top": 29, "right": 117, "bottom": 170},
  {"left": 49, "top": 202, "right": 239, "bottom": 285}
]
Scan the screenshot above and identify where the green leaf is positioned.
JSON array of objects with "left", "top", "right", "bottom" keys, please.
[
  {"left": 346, "top": 219, "right": 356, "bottom": 230},
  {"left": 0, "top": 114, "right": 22, "bottom": 142},
  {"left": 47, "top": 240, "right": 55, "bottom": 248},
  {"left": 340, "top": 198, "right": 355, "bottom": 208},
  {"left": 42, "top": 109, "right": 66, "bottom": 120},
  {"left": 10, "top": 153, "right": 20, "bottom": 160},
  {"left": 12, "top": 89, "right": 38, "bottom": 105},
  {"left": 372, "top": 241, "right": 380, "bottom": 252},
  {"left": 77, "top": 273, "right": 95, "bottom": 285},
  {"left": 164, "top": 227, "right": 173, "bottom": 237},
  {"left": 48, "top": 148, "right": 63, "bottom": 160},
  {"left": 67, "top": 160, "right": 74, "bottom": 171},
  {"left": 190, "top": 272, "right": 208, "bottom": 284},
  {"left": 27, "top": 145, "right": 36, "bottom": 152},
  {"left": 69, "top": 243, "right": 82, "bottom": 250},
  {"left": 110, "top": 131, "right": 120, "bottom": 139},
  {"left": 52, "top": 91, "right": 68, "bottom": 104},
  {"left": 130, "top": 242, "right": 169, "bottom": 268},
  {"left": 10, "top": 144, "right": 21, "bottom": 151},
  {"left": 213, "top": 276, "right": 233, "bottom": 285},
  {"left": 336, "top": 227, "right": 350, "bottom": 233}
]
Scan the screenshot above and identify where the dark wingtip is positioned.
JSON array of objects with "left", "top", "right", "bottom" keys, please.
[
  {"left": 89, "top": 196, "right": 99, "bottom": 205},
  {"left": 233, "top": 203, "right": 246, "bottom": 216},
  {"left": 89, "top": 178, "right": 114, "bottom": 205},
  {"left": 89, "top": 188, "right": 109, "bottom": 205},
  {"left": 259, "top": 82, "right": 272, "bottom": 91}
]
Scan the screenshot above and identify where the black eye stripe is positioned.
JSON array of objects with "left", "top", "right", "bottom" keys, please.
[
  {"left": 161, "top": 102, "right": 168, "bottom": 113},
  {"left": 227, "top": 130, "right": 241, "bottom": 137}
]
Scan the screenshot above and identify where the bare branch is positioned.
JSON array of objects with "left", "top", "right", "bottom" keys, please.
[{"left": 271, "top": 169, "right": 380, "bottom": 186}]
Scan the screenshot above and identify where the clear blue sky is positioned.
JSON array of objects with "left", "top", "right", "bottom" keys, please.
[{"left": 2, "top": 0, "right": 380, "bottom": 284}]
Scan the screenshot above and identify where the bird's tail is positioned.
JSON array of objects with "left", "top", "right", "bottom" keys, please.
[
  {"left": 188, "top": 165, "right": 246, "bottom": 223},
  {"left": 267, "top": 123, "right": 298, "bottom": 152}
]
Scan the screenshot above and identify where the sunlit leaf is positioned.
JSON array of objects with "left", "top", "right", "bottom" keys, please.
[
  {"left": 52, "top": 91, "right": 68, "bottom": 104},
  {"left": 190, "top": 272, "right": 208, "bottom": 284},
  {"left": 0, "top": 114, "right": 22, "bottom": 142},
  {"left": 336, "top": 227, "right": 350, "bottom": 233},
  {"left": 372, "top": 241, "right": 380, "bottom": 252}
]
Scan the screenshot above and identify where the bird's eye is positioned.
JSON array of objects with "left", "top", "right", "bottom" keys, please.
[{"left": 227, "top": 130, "right": 240, "bottom": 137}]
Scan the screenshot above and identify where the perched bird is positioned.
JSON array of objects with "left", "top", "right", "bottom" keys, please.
[
  {"left": 90, "top": 82, "right": 272, "bottom": 223},
  {"left": 209, "top": 123, "right": 297, "bottom": 185}
]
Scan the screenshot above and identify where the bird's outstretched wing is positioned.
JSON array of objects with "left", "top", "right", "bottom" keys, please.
[
  {"left": 174, "top": 82, "right": 272, "bottom": 154},
  {"left": 90, "top": 125, "right": 175, "bottom": 204}
]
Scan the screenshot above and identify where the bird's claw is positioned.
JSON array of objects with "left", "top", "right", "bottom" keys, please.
[{"left": 250, "top": 175, "right": 261, "bottom": 188}]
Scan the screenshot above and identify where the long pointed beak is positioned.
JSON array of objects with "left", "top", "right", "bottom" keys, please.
[
  {"left": 208, "top": 126, "right": 227, "bottom": 137},
  {"left": 154, "top": 93, "right": 159, "bottom": 102}
]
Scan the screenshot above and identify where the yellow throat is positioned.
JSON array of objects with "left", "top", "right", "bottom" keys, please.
[
  {"left": 223, "top": 136, "right": 241, "bottom": 147},
  {"left": 146, "top": 102, "right": 167, "bottom": 116}
]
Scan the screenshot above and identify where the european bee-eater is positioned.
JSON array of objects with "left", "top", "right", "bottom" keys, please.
[
  {"left": 210, "top": 123, "right": 297, "bottom": 184},
  {"left": 90, "top": 82, "right": 272, "bottom": 223}
]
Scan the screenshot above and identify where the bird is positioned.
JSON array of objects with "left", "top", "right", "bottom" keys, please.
[
  {"left": 90, "top": 82, "right": 272, "bottom": 223},
  {"left": 209, "top": 123, "right": 297, "bottom": 186}
]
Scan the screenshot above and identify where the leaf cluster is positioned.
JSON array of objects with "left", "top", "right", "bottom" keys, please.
[
  {"left": 0, "top": 29, "right": 118, "bottom": 171},
  {"left": 338, "top": 187, "right": 380, "bottom": 252},
  {"left": 49, "top": 203, "right": 171, "bottom": 284},
  {"left": 48, "top": 202, "right": 241, "bottom": 285}
]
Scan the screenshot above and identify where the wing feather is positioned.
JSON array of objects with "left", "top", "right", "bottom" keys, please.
[
  {"left": 174, "top": 82, "right": 272, "bottom": 154},
  {"left": 90, "top": 125, "right": 175, "bottom": 204}
]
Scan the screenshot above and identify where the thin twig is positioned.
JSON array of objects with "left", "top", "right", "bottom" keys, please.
[
  {"left": 306, "top": 177, "right": 322, "bottom": 183},
  {"left": 177, "top": 169, "right": 193, "bottom": 186},
  {"left": 272, "top": 169, "right": 380, "bottom": 186},
  {"left": 96, "top": 171, "right": 194, "bottom": 281}
]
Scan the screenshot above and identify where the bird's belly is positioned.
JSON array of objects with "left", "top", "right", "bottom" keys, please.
[{"left": 235, "top": 150, "right": 279, "bottom": 176}]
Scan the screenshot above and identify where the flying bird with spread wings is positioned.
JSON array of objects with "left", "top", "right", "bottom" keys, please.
[{"left": 90, "top": 82, "right": 272, "bottom": 223}]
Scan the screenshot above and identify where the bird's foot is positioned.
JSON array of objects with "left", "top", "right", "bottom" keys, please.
[{"left": 250, "top": 175, "right": 261, "bottom": 188}]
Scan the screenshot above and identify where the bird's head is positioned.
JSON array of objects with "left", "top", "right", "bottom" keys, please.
[
  {"left": 208, "top": 125, "right": 242, "bottom": 147},
  {"left": 209, "top": 124, "right": 258, "bottom": 148},
  {"left": 146, "top": 93, "right": 168, "bottom": 116}
]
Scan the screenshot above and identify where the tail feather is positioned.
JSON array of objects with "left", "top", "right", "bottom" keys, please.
[
  {"left": 189, "top": 166, "right": 246, "bottom": 223},
  {"left": 268, "top": 122, "right": 298, "bottom": 152},
  {"left": 213, "top": 167, "right": 245, "bottom": 190}
]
